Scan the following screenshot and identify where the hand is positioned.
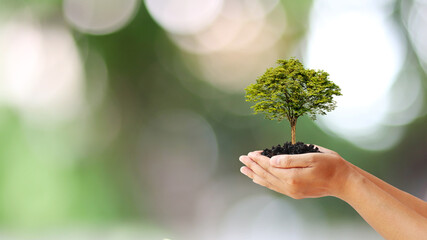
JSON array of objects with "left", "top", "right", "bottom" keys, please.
[
  {"left": 239, "top": 146, "right": 355, "bottom": 199},
  {"left": 240, "top": 146, "right": 427, "bottom": 239}
]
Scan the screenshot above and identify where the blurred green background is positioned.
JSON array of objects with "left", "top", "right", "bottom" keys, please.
[{"left": 0, "top": 0, "right": 425, "bottom": 239}]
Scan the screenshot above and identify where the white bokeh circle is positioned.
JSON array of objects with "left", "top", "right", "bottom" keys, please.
[
  {"left": 0, "top": 18, "right": 84, "bottom": 123},
  {"left": 306, "top": 0, "right": 407, "bottom": 150},
  {"left": 63, "top": 0, "right": 140, "bottom": 35},
  {"left": 144, "top": 0, "right": 223, "bottom": 35}
]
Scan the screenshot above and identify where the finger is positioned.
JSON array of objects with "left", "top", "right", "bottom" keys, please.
[
  {"left": 240, "top": 166, "right": 254, "bottom": 179},
  {"left": 240, "top": 167, "right": 275, "bottom": 190},
  {"left": 239, "top": 155, "right": 279, "bottom": 182},
  {"left": 269, "top": 154, "right": 314, "bottom": 169},
  {"left": 247, "top": 151, "right": 273, "bottom": 172}
]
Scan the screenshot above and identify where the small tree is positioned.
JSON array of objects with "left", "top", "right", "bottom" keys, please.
[{"left": 245, "top": 58, "right": 342, "bottom": 144}]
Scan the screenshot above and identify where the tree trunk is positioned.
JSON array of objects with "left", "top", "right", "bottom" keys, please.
[{"left": 291, "top": 120, "right": 297, "bottom": 145}]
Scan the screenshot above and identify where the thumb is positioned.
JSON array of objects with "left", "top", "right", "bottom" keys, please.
[
  {"left": 270, "top": 154, "right": 312, "bottom": 169},
  {"left": 270, "top": 155, "right": 283, "bottom": 166}
]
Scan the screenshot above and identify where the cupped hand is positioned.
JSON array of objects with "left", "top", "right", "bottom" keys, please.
[{"left": 239, "top": 146, "right": 355, "bottom": 199}]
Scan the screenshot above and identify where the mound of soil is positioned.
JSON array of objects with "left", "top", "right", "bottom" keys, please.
[{"left": 261, "top": 142, "right": 320, "bottom": 158}]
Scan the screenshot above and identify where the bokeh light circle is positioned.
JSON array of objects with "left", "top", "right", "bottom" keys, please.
[
  {"left": 306, "top": 0, "right": 407, "bottom": 150},
  {"left": 167, "top": 0, "right": 287, "bottom": 93},
  {"left": 0, "top": 17, "right": 84, "bottom": 123},
  {"left": 144, "top": 0, "right": 223, "bottom": 35},
  {"left": 408, "top": 0, "right": 427, "bottom": 69},
  {"left": 63, "top": 0, "right": 140, "bottom": 35}
]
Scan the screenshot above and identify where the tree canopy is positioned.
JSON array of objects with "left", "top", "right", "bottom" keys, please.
[{"left": 245, "top": 58, "right": 342, "bottom": 143}]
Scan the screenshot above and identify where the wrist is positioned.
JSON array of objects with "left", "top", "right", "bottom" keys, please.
[
  {"left": 335, "top": 164, "right": 368, "bottom": 202},
  {"left": 332, "top": 160, "right": 365, "bottom": 200}
]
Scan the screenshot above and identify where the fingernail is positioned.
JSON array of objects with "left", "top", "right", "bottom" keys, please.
[
  {"left": 240, "top": 166, "right": 247, "bottom": 175},
  {"left": 271, "top": 156, "right": 280, "bottom": 165},
  {"left": 239, "top": 156, "right": 244, "bottom": 163}
]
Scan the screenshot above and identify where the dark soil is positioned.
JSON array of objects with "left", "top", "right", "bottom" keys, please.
[{"left": 261, "top": 142, "right": 320, "bottom": 158}]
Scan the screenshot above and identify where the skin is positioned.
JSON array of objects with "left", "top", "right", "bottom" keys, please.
[{"left": 239, "top": 146, "right": 427, "bottom": 240}]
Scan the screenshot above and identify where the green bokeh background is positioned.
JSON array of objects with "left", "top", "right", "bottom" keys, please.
[{"left": 0, "top": 0, "right": 425, "bottom": 239}]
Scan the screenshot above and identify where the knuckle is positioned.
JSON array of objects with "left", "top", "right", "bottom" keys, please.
[
  {"left": 260, "top": 170, "right": 268, "bottom": 179},
  {"left": 246, "top": 160, "right": 254, "bottom": 168},
  {"left": 286, "top": 171, "right": 298, "bottom": 184},
  {"left": 287, "top": 178, "right": 297, "bottom": 186}
]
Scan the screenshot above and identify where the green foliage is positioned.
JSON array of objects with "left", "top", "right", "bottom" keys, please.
[{"left": 245, "top": 58, "right": 342, "bottom": 123}]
